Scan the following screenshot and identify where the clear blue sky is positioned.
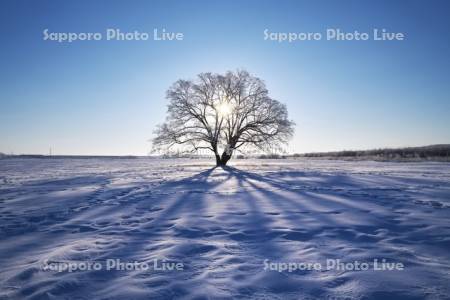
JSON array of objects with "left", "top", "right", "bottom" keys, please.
[{"left": 1, "top": 0, "right": 449, "bottom": 155}]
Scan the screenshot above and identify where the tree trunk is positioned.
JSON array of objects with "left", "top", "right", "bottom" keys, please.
[
  {"left": 215, "top": 154, "right": 221, "bottom": 166},
  {"left": 219, "top": 152, "right": 232, "bottom": 166}
]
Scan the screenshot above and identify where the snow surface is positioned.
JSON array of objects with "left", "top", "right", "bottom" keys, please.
[{"left": 0, "top": 158, "right": 449, "bottom": 299}]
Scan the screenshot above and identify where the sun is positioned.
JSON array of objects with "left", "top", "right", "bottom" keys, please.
[{"left": 216, "top": 101, "right": 234, "bottom": 117}]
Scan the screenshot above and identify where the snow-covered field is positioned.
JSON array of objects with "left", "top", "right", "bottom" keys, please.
[{"left": 0, "top": 158, "right": 449, "bottom": 299}]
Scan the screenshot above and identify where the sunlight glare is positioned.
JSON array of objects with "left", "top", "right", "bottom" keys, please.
[{"left": 217, "top": 101, "right": 234, "bottom": 117}]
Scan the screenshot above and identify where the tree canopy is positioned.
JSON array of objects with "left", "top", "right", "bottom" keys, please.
[{"left": 152, "top": 70, "right": 294, "bottom": 166}]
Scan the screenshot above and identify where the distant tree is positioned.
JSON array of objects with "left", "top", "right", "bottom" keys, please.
[{"left": 152, "top": 70, "right": 295, "bottom": 166}]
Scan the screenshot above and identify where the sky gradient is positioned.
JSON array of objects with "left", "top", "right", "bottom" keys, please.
[{"left": 1, "top": 0, "right": 449, "bottom": 155}]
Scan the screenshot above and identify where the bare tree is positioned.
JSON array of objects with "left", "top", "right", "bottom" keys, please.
[{"left": 152, "top": 70, "right": 294, "bottom": 166}]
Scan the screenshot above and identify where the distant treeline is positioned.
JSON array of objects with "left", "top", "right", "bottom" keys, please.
[
  {"left": 2, "top": 144, "right": 449, "bottom": 162},
  {"left": 296, "top": 144, "right": 450, "bottom": 161}
]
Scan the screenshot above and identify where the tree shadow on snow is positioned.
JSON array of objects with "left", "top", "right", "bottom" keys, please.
[{"left": 2, "top": 164, "right": 449, "bottom": 299}]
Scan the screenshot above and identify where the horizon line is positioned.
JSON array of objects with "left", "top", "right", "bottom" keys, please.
[{"left": 2, "top": 143, "right": 449, "bottom": 157}]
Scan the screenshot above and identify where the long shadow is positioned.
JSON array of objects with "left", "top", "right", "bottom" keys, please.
[
  {"left": 94, "top": 165, "right": 299, "bottom": 279},
  {"left": 221, "top": 166, "right": 337, "bottom": 240},
  {"left": 4, "top": 163, "right": 449, "bottom": 299},
  {"left": 97, "top": 165, "right": 450, "bottom": 299},
  {"left": 217, "top": 166, "right": 420, "bottom": 250}
]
